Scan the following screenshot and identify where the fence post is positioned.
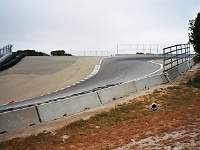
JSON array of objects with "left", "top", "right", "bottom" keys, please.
[
  {"left": 176, "top": 45, "right": 178, "bottom": 66},
  {"left": 163, "top": 48, "right": 165, "bottom": 72}
]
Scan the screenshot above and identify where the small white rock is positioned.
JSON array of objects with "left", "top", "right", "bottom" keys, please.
[
  {"left": 49, "top": 131, "right": 57, "bottom": 136},
  {"left": 61, "top": 135, "right": 70, "bottom": 141},
  {"left": 95, "top": 126, "right": 100, "bottom": 129}
]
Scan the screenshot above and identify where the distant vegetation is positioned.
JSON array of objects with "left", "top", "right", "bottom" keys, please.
[
  {"left": 13, "top": 50, "right": 49, "bottom": 56},
  {"left": 189, "top": 12, "right": 200, "bottom": 58},
  {"left": 136, "top": 52, "right": 144, "bottom": 54},
  {"left": 50, "top": 50, "right": 73, "bottom": 56}
]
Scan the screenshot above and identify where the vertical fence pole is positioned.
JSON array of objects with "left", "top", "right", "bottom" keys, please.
[
  {"left": 150, "top": 44, "right": 151, "bottom": 54},
  {"left": 117, "top": 44, "right": 118, "bottom": 55},
  {"left": 163, "top": 48, "right": 165, "bottom": 72},
  {"left": 176, "top": 45, "right": 178, "bottom": 67},
  {"left": 188, "top": 44, "right": 190, "bottom": 68},
  {"left": 157, "top": 44, "right": 158, "bottom": 54},
  {"left": 143, "top": 44, "right": 144, "bottom": 54},
  {"left": 170, "top": 47, "right": 172, "bottom": 68},
  {"left": 181, "top": 45, "right": 183, "bottom": 64}
]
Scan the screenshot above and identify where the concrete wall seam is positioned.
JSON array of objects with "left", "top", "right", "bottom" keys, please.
[
  {"left": 37, "top": 92, "right": 101, "bottom": 122},
  {"left": 97, "top": 81, "right": 137, "bottom": 104}
]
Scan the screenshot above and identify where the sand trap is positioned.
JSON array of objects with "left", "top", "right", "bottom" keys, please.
[{"left": 0, "top": 56, "right": 103, "bottom": 105}]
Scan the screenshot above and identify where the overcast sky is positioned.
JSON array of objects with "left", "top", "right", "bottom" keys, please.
[{"left": 0, "top": 0, "right": 199, "bottom": 54}]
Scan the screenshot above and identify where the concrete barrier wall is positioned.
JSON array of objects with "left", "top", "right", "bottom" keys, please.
[
  {"left": 160, "top": 73, "right": 169, "bottom": 84},
  {"left": 187, "top": 59, "right": 194, "bottom": 68},
  {"left": 191, "top": 58, "right": 195, "bottom": 66},
  {"left": 37, "top": 99, "right": 68, "bottom": 122},
  {"left": 187, "top": 56, "right": 197, "bottom": 68},
  {"left": 177, "top": 62, "right": 189, "bottom": 74},
  {"left": 134, "top": 74, "right": 164, "bottom": 91},
  {"left": 97, "top": 81, "right": 137, "bottom": 104},
  {"left": 167, "top": 67, "right": 180, "bottom": 80},
  {"left": 1, "top": 58, "right": 196, "bottom": 131},
  {"left": 37, "top": 92, "right": 101, "bottom": 122},
  {"left": 0, "top": 106, "right": 40, "bottom": 133},
  {"left": 64, "top": 92, "right": 101, "bottom": 116},
  {"left": 193, "top": 56, "right": 198, "bottom": 63}
]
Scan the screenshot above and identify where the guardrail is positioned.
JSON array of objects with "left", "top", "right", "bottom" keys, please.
[
  {"left": 163, "top": 44, "right": 191, "bottom": 72},
  {"left": 0, "top": 44, "right": 13, "bottom": 55}
]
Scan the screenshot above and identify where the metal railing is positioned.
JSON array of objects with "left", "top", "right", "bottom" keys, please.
[
  {"left": 163, "top": 44, "right": 190, "bottom": 72},
  {"left": 0, "top": 44, "right": 13, "bottom": 55}
]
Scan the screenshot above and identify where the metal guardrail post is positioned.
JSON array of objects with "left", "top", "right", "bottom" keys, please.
[
  {"left": 188, "top": 44, "right": 191, "bottom": 69},
  {"left": 170, "top": 47, "right": 172, "bottom": 68},
  {"left": 176, "top": 45, "right": 178, "bottom": 67},
  {"left": 163, "top": 48, "right": 165, "bottom": 72}
]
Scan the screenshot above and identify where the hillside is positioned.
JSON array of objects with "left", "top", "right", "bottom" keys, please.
[{"left": 0, "top": 56, "right": 102, "bottom": 105}]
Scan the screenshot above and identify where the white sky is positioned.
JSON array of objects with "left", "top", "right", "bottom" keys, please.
[{"left": 0, "top": 0, "right": 199, "bottom": 54}]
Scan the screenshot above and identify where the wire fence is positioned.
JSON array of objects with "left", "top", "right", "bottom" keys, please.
[
  {"left": 65, "top": 50, "right": 115, "bottom": 56},
  {"left": 116, "top": 44, "right": 194, "bottom": 55}
]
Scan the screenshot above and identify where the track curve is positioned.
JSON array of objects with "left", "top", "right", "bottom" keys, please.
[{"left": 0, "top": 56, "right": 163, "bottom": 112}]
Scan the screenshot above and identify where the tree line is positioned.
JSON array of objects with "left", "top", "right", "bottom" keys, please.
[
  {"left": 13, "top": 50, "right": 49, "bottom": 56},
  {"left": 12, "top": 50, "right": 73, "bottom": 56}
]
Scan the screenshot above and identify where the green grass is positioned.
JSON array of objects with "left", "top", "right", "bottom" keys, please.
[{"left": 187, "top": 77, "right": 200, "bottom": 88}]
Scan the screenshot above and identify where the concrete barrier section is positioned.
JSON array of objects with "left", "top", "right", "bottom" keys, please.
[
  {"left": 37, "top": 93, "right": 101, "bottom": 122},
  {"left": 65, "top": 92, "right": 101, "bottom": 116},
  {"left": 187, "top": 59, "right": 194, "bottom": 68},
  {"left": 167, "top": 67, "right": 180, "bottom": 80},
  {"left": 187, "top": 57, "right": 197, "bottom": 68},
  {"left": 191, "top": 58, "right": 195, "bottom": 66},
  {"left": 193, "top": 56, "right": 198, "bottom": 63},
  {"left": 0, "top": 106, "right": 40, "bottom": 133},
  {"left": 97, "top": 81, "right": 137, "bottom": 104},
  {"left": 134, "top": 74, "right": 164, "bottom": 91},
  {"left": 177, "top": 62, "right": 189, "bottom": 74},
  {"left": 37, "top": 99, "right": 68, "bottom": 122},
  {"left": 160, "top": 73, "right": 169, "bottom": 84}
]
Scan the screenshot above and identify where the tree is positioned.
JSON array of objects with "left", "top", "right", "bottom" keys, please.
[
  {"left": 188, "top": 12, "right": 200, "bottom": 55},
  {"left": 51, "top": 50, "right": 65, "bottom": 56},
  {"left": 13, "top": 50, "right": 49, "bottom": 56},
  {"left": 51, "top": 50, "right": 73, "bottom": 56}
]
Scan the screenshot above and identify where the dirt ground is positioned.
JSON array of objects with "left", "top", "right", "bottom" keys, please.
[
  {"left": 0, "top": 62, "right": 199, "bottom": 149},
  {"left": 0, "top": 56, "right": 102, "bottom": 105}
]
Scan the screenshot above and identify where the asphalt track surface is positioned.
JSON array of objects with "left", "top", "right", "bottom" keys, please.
[{"left": 0, "top": 56, "right": 163, "bottom": 112}]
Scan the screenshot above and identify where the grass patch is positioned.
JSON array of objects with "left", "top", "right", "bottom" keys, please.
[
  {"left": 187, "top": 78, "right": 200, "bottom": 88},
  {"left": 89, "top": 102, "right": 147, "bottom": 128},
  {"left": 187, "top": 69, "right": 200, "bottom": 88}
]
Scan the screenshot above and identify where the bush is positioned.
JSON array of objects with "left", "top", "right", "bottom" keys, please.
[{"left": 188, "top": 12, "right": 200, "bottom": 56}]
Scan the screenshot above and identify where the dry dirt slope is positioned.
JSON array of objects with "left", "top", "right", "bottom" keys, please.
[{"left": 0, "top": 56, "right": 102, "bottom": 105}]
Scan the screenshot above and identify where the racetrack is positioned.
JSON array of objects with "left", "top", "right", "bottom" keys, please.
[
  {"left": 0, "top": 56, "right": 103, "bottom": 104},
  {"left": 0, "top": 56, "right": 163, "bottom": 112}
]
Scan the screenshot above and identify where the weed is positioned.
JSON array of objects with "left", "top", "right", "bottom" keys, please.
[
  {"left": 187, "top": 70, "right": 200, "bottom": 88},
  {"left": 66, "top": 119, "right": 88, "bottom": 130}
]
